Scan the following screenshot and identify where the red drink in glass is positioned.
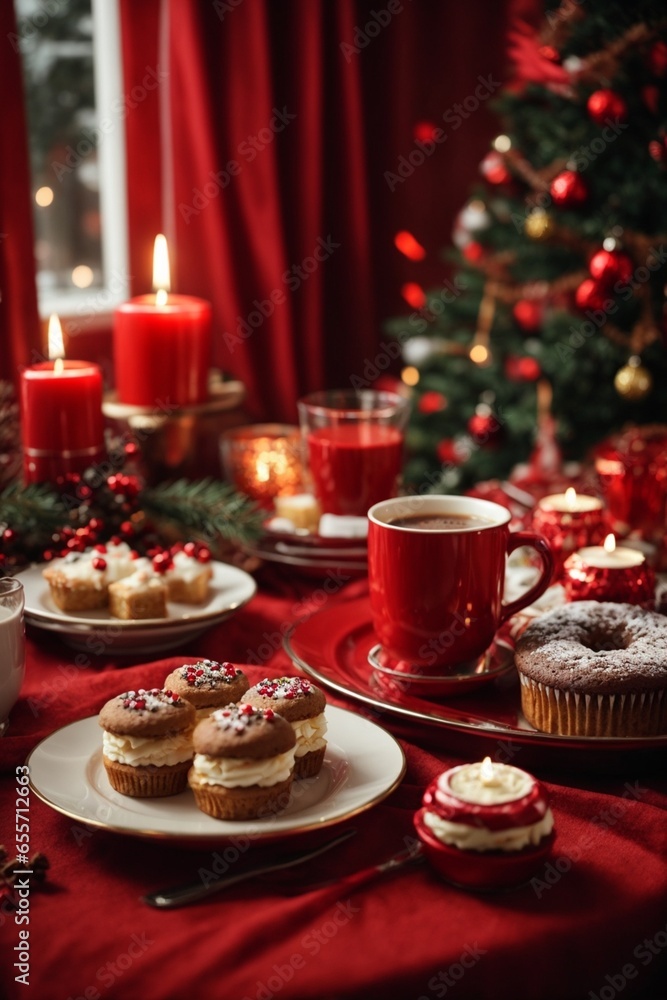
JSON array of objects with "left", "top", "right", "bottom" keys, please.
[{"left": 307, "top": 423, "right": 404, "bottom": 516}]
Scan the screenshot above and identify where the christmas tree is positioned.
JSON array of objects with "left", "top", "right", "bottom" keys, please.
[{"left": 389, "top": 0, "right": 667, "bottom": 493}]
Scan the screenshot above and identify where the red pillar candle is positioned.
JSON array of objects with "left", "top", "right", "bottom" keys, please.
[
  {"left": 563, "top": 533, "right": 656, "bottom": 608},
  {"left": 113, "top": 235, "right": 212, "bottom": 407},
  {"left": 21, "top": 316, "right": 105, "bottom": 484}
]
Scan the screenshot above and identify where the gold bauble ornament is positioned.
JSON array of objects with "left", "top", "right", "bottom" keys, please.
[
  {"left": 524, "top": 209, "right": 553, "bottom": 240},
  {"left": 614, "top": 356, "right": 653, "bottom": 401}
]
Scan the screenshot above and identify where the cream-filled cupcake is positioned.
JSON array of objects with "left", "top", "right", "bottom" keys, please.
[
  {"left": 243, "top": 677, "right": 327, "bottom": 778},
  {"left": 188, "top": 704, "right": 296, "bottom": 820},
  {"left": 163, "top": 660, "right": 249, "bottom": 719},
  {"left": 99, "top": 688, "right": 195, "bottom": 797}
]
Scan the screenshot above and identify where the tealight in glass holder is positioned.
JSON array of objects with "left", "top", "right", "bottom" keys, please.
[{"left": 220, "top": 424, "right": 305, "bottom": 507}]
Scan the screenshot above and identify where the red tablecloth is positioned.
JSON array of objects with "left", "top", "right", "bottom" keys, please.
[{"left": 1, "top": 567, "right": 666, "bottom": 1000}]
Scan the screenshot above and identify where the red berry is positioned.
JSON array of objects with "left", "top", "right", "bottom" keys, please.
[
  {"left": 92, "top": 557, "right": 107, "bottom": 571},
  {"left": 265, "top": 709, "right": 275, "bottom": 720},
  {"left": 3, "top": 528, "right": 15, "bottom": 543},
  {"left": 183, "top": 542, "right": 197, "bottom": 557},
  {"left": 197, "top": 547, "right": 212, "bottom": 563},
  {"left": 111, "top": 535, "right": 122, "bottom": 546},
  {"left": 94, "top": 544, "right": 107, "bottom": 553}
]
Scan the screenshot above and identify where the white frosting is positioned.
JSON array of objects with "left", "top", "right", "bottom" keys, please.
[
  {"left": 50, "top": 543, "right": 136, "bottom": 588},
  {"left": 424, "top": 809, "right": 554, "bottom": 853},
  {"left": 103, "top": 542, "right": 137, "bottom": 581},
  {"left": 446, "top": 762, "right": 534, "bottom": 805},
  {"left": 113, "top": 566, "right": 164, "bottom": 591},
  {"left": 102, "top": 730, "right": 193, "bottom": 766},
  {"left": 170, "top": 551, "right": 208, "bottom": 582},
  {"left": 292, "top": 713, "right": 327, "bottom": 757},
  {"left": 191, "top": 747, "right": 296, "bottom": 787}
]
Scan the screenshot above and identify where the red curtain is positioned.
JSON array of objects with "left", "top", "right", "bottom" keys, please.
[
  {"left": 0, "top": 3, "right": 41, "bottom": 383},
  {"left": 121, "top": 0, "right": 511, "bottom": 422}
]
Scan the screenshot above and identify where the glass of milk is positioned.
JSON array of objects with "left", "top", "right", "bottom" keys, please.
[{"left": 0, "top": 578, "right": 25, "bottom": 736}]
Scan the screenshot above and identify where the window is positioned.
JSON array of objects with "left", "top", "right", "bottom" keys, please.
[{"left": 14, "top": 0, "right": 128, "bottom": 324}]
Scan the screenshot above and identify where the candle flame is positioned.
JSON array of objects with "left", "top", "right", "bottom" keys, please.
[
  {"left": 152, "top": 234, "right": 170, "bottom": 305},
  {"left": 604, "top": 533, "right": 616, "bottom": 554},
  {"left": 48, "top": 314, "right": 65, "bottom": 363},
  {"left": 480, "top": 757, "right": 494, "bottom": 782},
  {"left": 565, "top": 487, "right": 577, "bottom": 510}
]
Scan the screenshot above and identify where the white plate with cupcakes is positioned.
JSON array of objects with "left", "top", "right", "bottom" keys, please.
[
  {"left": 27, "top": 684, "right": 406, "bottom": 845},
  {"left": 17, "top": 542, "right": 257, "bottom": 654}
]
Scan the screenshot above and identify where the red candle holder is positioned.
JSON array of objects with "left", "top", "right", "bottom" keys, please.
[
  {"left": 220, "top": 424, "right": 304, "bottom": 508},
  {"left": 594, "top": 425, "right": 667, "bottom": 551},
  {"left": 563, "top": 541, "right": 656, "bottom": 608},
  {"left": 413, "top": 759, "right": 555, "bottom": 891},
  {"left": 530, "top": 490, "right": 608, "bottom": 581}
]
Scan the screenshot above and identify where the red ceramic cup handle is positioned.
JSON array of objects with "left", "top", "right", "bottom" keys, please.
[{"left": 500, "top": 531, "right": 554, "bottom": 624}]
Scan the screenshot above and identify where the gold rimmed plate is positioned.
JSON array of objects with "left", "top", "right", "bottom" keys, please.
[
  {"left": 17, "top": 560, "right": 257, "bottom": 654},
  {"left": 26, "top": 706, "right": 406, "bottom": 847}
]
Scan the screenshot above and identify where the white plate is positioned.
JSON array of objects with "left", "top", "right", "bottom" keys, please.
[
  {"left": 17, "top": 561, "right": 257, "bottom": 654},
  {"left": 26, "top": 706, "right": 406, "bottom": 845}
]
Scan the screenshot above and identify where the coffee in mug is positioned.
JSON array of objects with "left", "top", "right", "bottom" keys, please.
[{"left": 368, "top": 496, "right": 553, "bottom": 671}]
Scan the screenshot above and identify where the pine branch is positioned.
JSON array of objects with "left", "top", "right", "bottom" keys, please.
[
  {"left": 0, "top": 482, "right": 68, "bottom": 535},
  {"left": 141, "top": 478, "right": 264, "bottom": 547}
]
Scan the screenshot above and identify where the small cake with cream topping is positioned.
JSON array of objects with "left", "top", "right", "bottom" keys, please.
[
  {"left": 243, "top": 676, "right": 327, "bottom": 778},
  {"left": 414, "top": 759, "right": 555, "bottom": 889},
  {"left": 108, "top": 560, "right": 168, "bottom": 620},
  {"left": 99, "top": 687, "right": 196, "bottom": 797},
  {"left": 163, "top": 660, "right": 249, "bottom": 718},
  {"left": 163, "top": 549, "right": 213, "bottom": 604},
  {"left": 43, "top": 541, "right": 137, "bottom": 612},
  {"left": 188, "top": 703, "right": 297, "bottom": 820}
]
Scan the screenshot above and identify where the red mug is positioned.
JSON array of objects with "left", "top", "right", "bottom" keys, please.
[{"left": 368, "top": 496, "right": 553, "bottom": 671}]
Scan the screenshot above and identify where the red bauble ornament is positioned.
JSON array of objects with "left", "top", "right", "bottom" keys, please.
[
  {"left": 462, "top": 241, "right": 484, "bottom": 262},
  {"left": 418, "top": 391, "right": 447, "bottom": 414},
  {"left": 467, "top": 412, "right": 503, "bottom": 447},
  {"left": 436, "top": 439, "right": 461, "bottom": 465},
  {"left": 512, "top": 299, "right": 543, "bottom": 332},
  {"left": 550, "top": 170, "right": 587, "bottom": 207},
  {"left": 480, "top": 151, "right": 512, "bottom": 186},
  {"left": 505, "top": 356, "right": 541, "bottom": 381},
  {"left": 648, "top": 40, "right": 667, "bottom": 77},
  {"left": 575, "top": 277, "right": 607, "bottom": 312},
  {"left": 587, "top": 89, "right": 627, "bottom": 125},
  {"left": 589, "top": 248, "right": 634, "bottom": 286}
]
